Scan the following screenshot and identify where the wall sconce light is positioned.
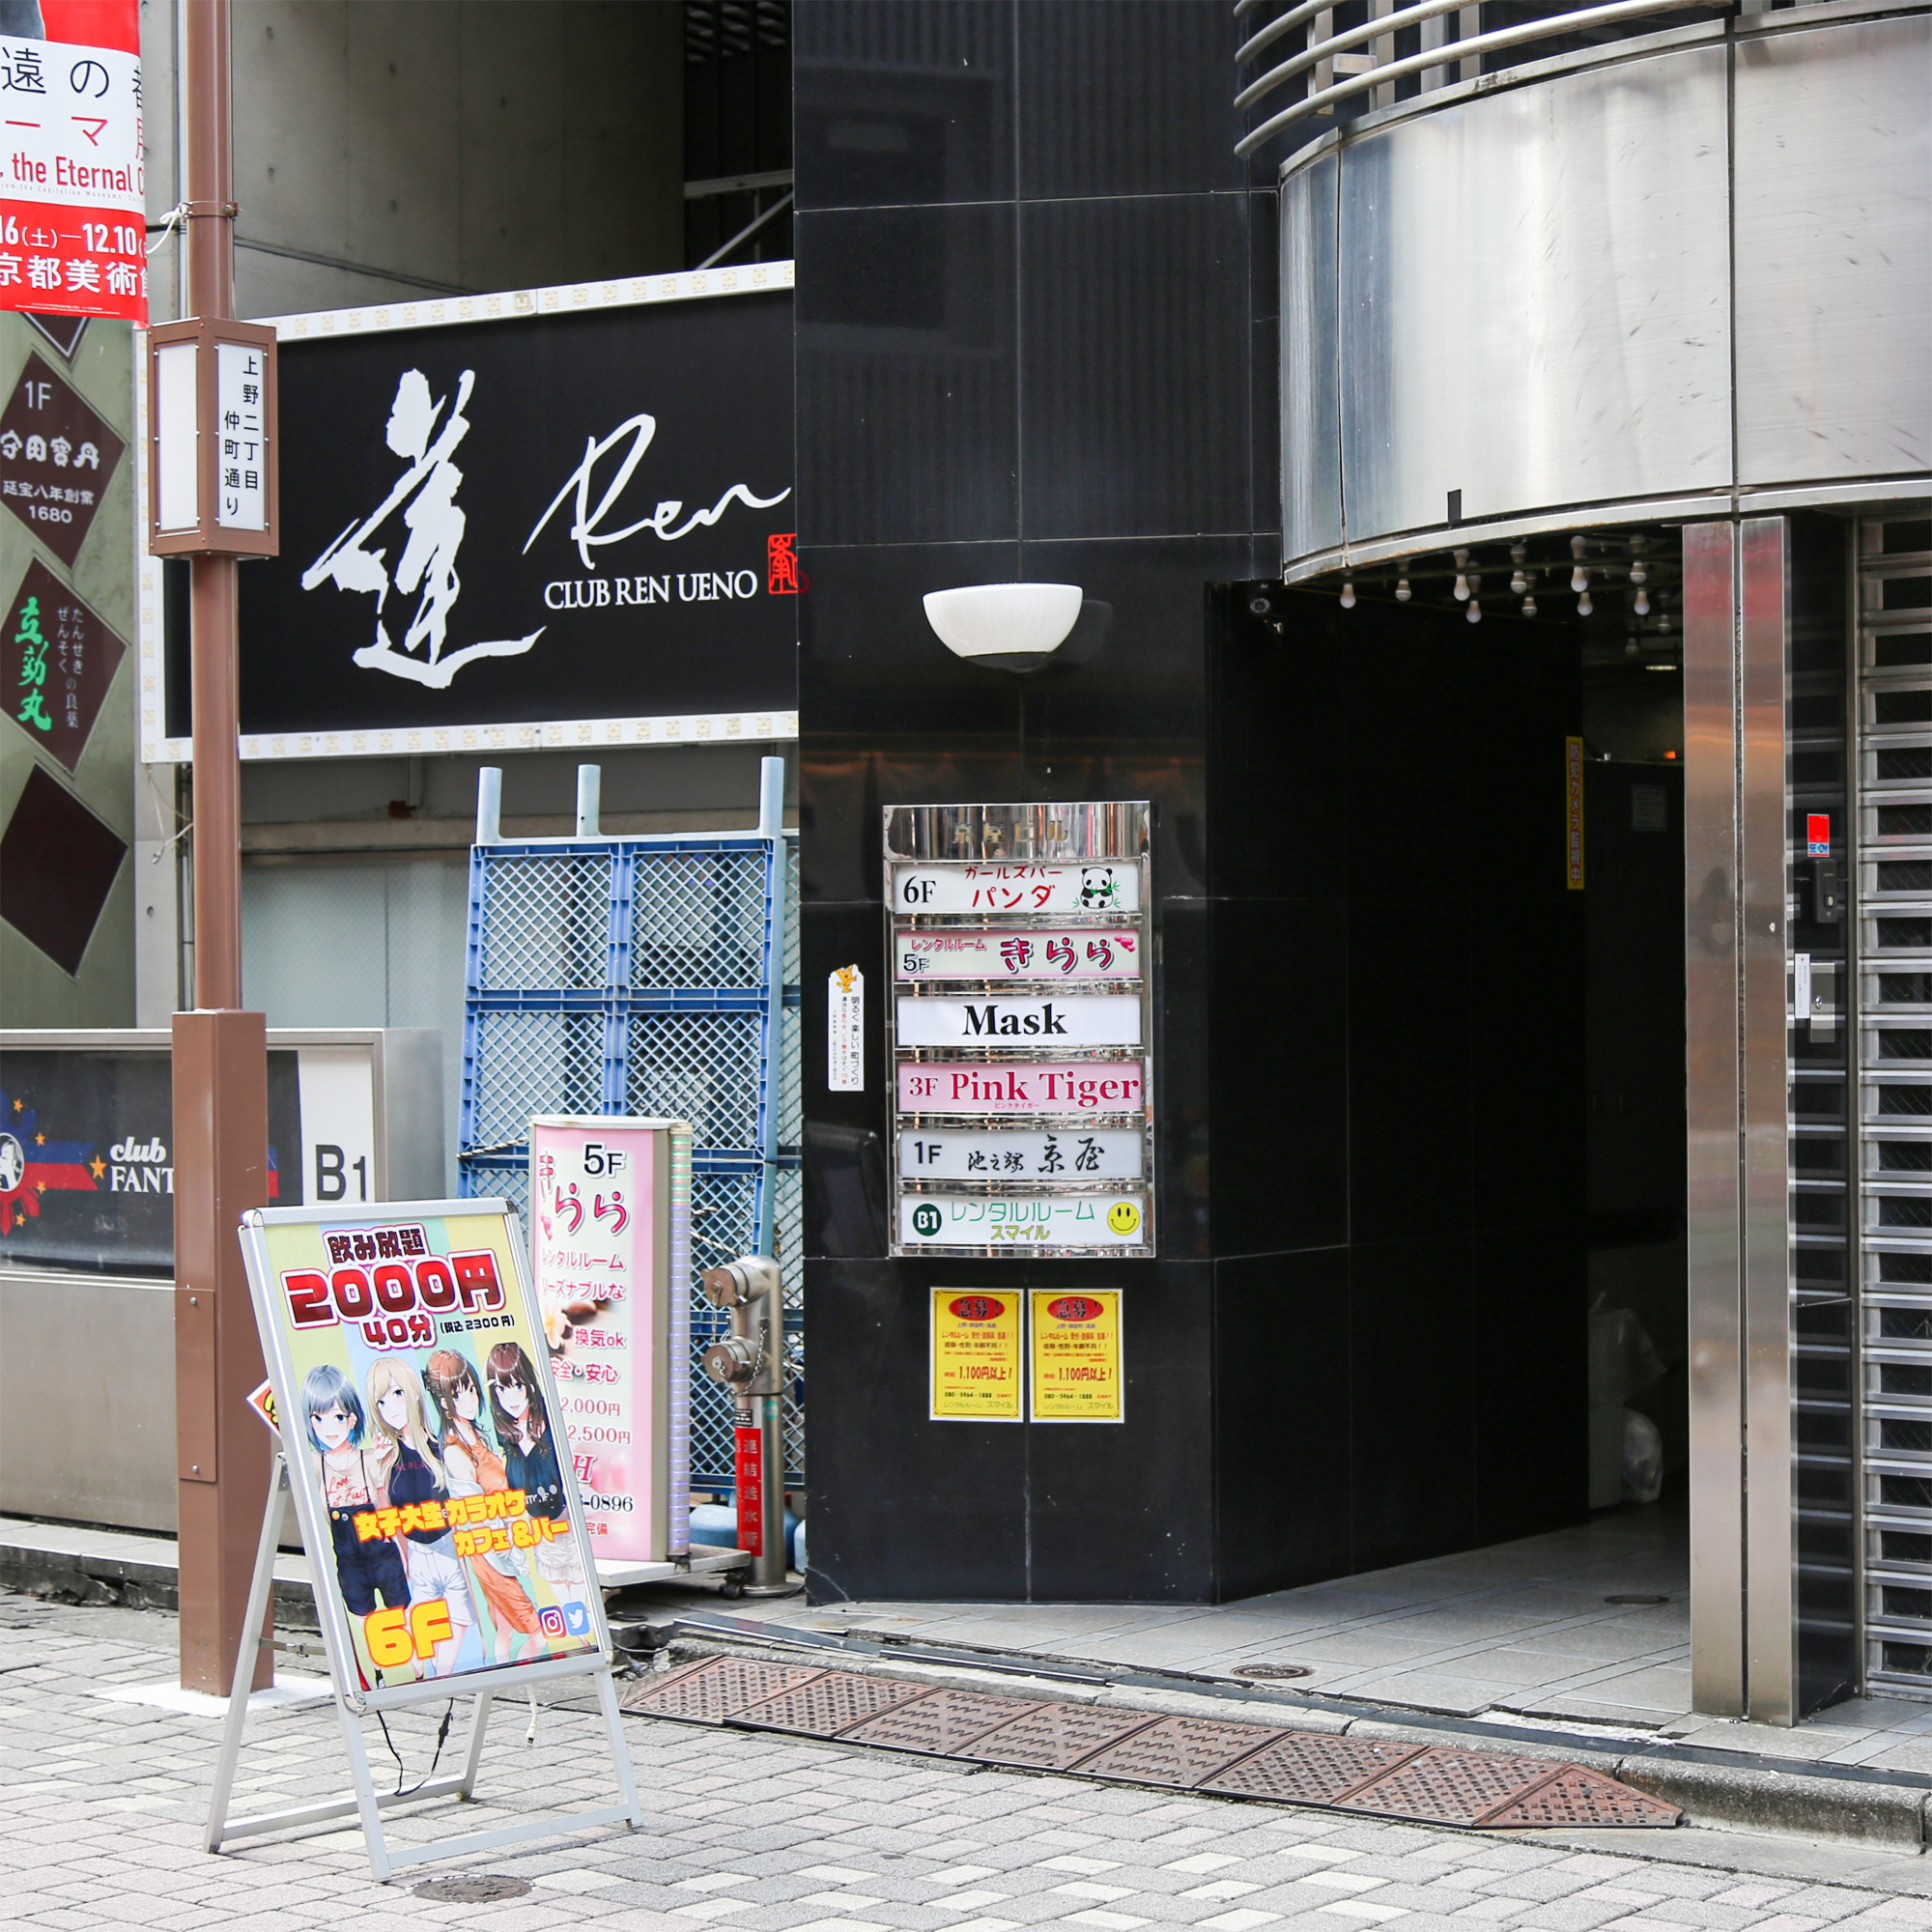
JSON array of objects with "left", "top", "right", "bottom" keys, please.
[{"left": 923, "top": 582, "right": 1084, "bottom": 673}]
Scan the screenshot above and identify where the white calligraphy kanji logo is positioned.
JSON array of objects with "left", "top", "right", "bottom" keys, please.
[{"left": 302, "top": 368, "right": 544, "bottom": 689}]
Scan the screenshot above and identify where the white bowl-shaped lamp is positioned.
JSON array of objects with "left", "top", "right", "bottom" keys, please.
[{"left": 923, "top": 582, "right": 1085, "bottom": 672}]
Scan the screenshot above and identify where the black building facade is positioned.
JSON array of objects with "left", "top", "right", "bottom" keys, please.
[{"left": 795, "top": 0, "right": 1589, "bottom": 1605}]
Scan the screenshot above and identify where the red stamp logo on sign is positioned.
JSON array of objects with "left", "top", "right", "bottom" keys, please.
[
  {"left": 948, "top": 1294, "right": 1006, "bottom": 1321},
  {"left": 1046, "top": 1296, "right": 1103, "bottom": 1322}
]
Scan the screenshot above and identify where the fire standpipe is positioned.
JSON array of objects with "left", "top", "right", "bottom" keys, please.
[{"left": 698, "top": 1256, "right": 790, "bottom": 1593}]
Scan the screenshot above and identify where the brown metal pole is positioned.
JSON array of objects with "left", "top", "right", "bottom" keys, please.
[{"left": 173, "top": 0, "right": 271, "bottom": 1696}]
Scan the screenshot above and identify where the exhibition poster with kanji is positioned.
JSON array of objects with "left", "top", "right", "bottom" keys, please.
[
  {"left": 240, "top": 1203, "right": 608, "bottom": 1697},
  {"left": 0, "top": 2, "right": 146, "bottom": 324}
]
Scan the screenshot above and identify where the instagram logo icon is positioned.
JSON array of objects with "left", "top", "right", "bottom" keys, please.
[{"left": 538, "top": 1606, "right": 566, "bottom": 1637}]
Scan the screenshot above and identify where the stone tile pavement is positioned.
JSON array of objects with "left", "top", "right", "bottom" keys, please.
[
  {"left": 14, "top": 1591, "right": 1932, "bottom": 1931},
  {"left": 699, "top": 1512, "right": 1932, "bottom": 1774}
]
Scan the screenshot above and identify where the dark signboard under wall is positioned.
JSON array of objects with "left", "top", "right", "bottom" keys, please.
[{"left": 152, "top": 271, "right": 798, "bottom": 760}]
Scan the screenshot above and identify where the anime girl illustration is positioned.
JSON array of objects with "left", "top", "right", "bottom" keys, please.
[
  {"left": 423, "top": 1350, "right": 542, "bottom": 1662},
  {"left": 366, "top": 1359, "right": 476, "bottom": 1677},
  {"left": 487, "top": 1342, "right": 583, "bottom": 1592},
  {"left": 301, "top": 1363, "right": 410, "bottom": 1621}
]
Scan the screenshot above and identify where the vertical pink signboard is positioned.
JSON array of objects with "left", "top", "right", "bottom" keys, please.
[{"left": 528, "top": 1118, "right": 677, "bottom": 1565}]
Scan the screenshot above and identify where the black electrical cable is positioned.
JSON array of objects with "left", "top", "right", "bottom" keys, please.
[{"left": 376, "top": 1699, "right": 455, "bottom": 1797}]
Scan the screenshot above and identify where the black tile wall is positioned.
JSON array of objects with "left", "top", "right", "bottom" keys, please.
[
  {"left": 1017, "top": 0, "right": 1247, "bottom": 200},
  {"left": 1019, "top": 194, "right": 1252, "bottom": 540},
  {"left": 794, "top": 0, "right": 1016, "bottom": 210},
  {"left": 794, "top": 1, "right": 1587, "bottom": 1605},
  {"left": 796, "top": 204, "right": 1018, "bottom": 547}
]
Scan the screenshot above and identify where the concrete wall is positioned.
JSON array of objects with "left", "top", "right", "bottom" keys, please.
[{"left": 141, "top": 0, "right": 687, "bottom": 322}]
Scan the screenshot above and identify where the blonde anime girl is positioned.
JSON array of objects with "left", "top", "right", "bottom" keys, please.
[
  {"left": 366, "top": 1359, "right": 476, "bottom": 1677},
  {"left": 424, "top": 1350, "right": 542, "bottom": 1662}
]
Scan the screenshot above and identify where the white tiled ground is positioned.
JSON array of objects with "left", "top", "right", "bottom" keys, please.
[
  {"left": 14, "top": 1588, "right": 1932, "bottom": 1932},
  {"left": 709, "top": 1511, "right": 1932, "bottom": 1776}
]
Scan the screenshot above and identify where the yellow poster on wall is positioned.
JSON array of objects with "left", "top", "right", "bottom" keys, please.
[
  {"left": 1029, "top": 1290, "right": 1122, "bottom": 1423},
  {"left": 929, "top": 1289, "right": 1024, "bottom": 1420}
]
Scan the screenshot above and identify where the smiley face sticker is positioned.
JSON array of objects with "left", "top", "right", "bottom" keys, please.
[{"left": 1105, "top": 1200, "right": 1141, "bottom": 1236}]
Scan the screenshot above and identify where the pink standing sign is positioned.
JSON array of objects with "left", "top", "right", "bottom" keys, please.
[{"left": 528, "top": 1119, "right": 674, "bottom": 1564}]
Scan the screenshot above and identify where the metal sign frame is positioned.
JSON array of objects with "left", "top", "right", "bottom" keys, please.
[
  {"left": 217, "top": 1196, "right": 642, "bottom": 1877},
  {"left": 886, "top": 802, "right": 1155, "bottom": 1259}
]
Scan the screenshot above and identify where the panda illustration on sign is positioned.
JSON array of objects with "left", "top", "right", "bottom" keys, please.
[{"left": 1078, "top": 867, "right": 1121, "bottom": 910}]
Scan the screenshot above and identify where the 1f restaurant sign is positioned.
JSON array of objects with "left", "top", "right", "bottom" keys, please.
[{"left": 148, "top": 271, "right": 796, "bottom": 760}]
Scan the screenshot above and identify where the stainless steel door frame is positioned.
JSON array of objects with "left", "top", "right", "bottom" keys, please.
[
  {"left": 1686, "top": 518, "right": 1747, "bottom": 1718},
  {"left": 1685, "top": 515, "right": 1799, "bottom": 1723},
  {"left": 1742, "top": 517, "right": 1797, "bottom": 1727}
]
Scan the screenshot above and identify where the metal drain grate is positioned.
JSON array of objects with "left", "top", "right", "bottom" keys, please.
[
  {"left": 837, "top": 1688, "right": 1044, "bottom": 1755},
  {"left": 1334, "top": 1746, "right": 1569, "bottom": 1826},
  {"left": 1071, "top": 1716, "right": 1286, "bottom": 1788},
  {"left": 1478, "top": 1766, "right": 1682, "bottom": 1829},
  {"left": 1200, "top": 1733, "right": 1426, "bottom": 1805},
  {"left": 732, "top": 1669, "right": 933, "bottom": 1736},
  {"left": 620, "top": 1656, "right": 825, "bottom": 1722},
  {"left": 969, "top": 1702, "right": 1163, "bottom": 1771},
  {"left": 611, "top": 1654, "right": 1677, "bottom": 1829}
]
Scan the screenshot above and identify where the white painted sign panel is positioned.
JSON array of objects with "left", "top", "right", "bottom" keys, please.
[
  {"left": 895, "top": 927, "right": 1142, "bottom": 980},
  {"left": 892, "top": 862, "right": 1140, "bottom": 918},
  {"left": 899, "top": 1191, "right": 1149, "bottom": 1249},
  {"left": 898, "top": 1127, "right": 1144, "bottom": 1183},
  {"left": 894, "top": 994, "right": 1142, "bottom": 1048}
]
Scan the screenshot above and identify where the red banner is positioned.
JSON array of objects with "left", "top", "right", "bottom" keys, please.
[
  {"left": 0, "top": 0, "right": 145, "bottom": 324},
  {"left": 733, "top": 1425, "right": 764, "bottom": 1558}
]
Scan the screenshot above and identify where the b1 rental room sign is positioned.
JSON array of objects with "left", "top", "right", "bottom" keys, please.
[{"left": 0, "top": 2, "right": 147, "bottom": 325}]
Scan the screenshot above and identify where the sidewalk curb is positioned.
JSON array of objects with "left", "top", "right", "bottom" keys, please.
[
  {"left": 0, "top": 1533, "right": 319, "bottom": 1628},
  {"left": 655, "top": 1626, "right": 1932, "bottom": 1851}
]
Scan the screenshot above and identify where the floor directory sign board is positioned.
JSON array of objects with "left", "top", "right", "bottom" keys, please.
[
  {"left": 528, "top": 1116, "right": 688, "bottom": 1566},
  {"left": 239, "top": 1200, "right": 609, "bottom": 1703},
  {"left": 886, "top": 802, "right": 1152, "bottom": 1258}
]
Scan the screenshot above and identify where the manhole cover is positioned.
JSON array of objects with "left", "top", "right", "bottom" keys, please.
[
  {"left": 1236, "top": 1662, "right": 1313, "bottom": 1680},
  {"left": 411, "top": 1874, "right": 532, "bottom": 1902},
  {"left": 1604, "top": 1594, "right": 1670, "bottom": 1606}
]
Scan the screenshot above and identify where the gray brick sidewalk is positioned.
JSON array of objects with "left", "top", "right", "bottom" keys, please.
[{"left": 10, "top": 1591, "right": 1932, "bottom": 1932}]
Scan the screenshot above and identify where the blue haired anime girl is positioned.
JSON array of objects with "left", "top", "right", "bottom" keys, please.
[{"left": 302, "top": 1363, "right": 410, "bottom": 1619}]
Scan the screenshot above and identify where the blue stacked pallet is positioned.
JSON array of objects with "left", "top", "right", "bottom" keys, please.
[{"left": 457, "top": 765, "right": 800, "bottom": 1487}]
